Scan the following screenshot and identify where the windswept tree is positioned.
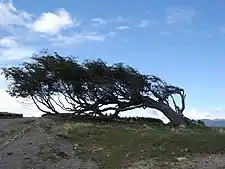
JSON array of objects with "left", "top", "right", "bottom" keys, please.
[{"left": 2, "top": 50, "right": 195, "bottom": 125}]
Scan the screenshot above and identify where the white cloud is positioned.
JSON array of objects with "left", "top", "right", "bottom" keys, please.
[
  {"left": 159, "top": 31, "right": 172, "bottom": 35},
  {"left": 84, "top": 33, "right": 105, "bottom": 41},
  {"left": 92, "top": 18, "right": 107, "bottom": 26},
  {"left": 0, "top": 36, "right": 18, "bottom": 48},
  {"left": 0, "top": 0, "right": 32, "bottom": 28},
  {"left": 91, "top": 16, "right": 129, "bottom": 26},
  {"left": 0, "top": 1, "right": 107, "bottom": 61},
  {"left": 0, "top": 46, "right": 34, "bottom": 60},
  {"left": 0, "top": 1, "right": 36, "bottom": 62},
  {"left": 0, "top": 89, "right": 42, "bottom": 116},
  {"left": 206, "top": 108, "right": 225, "bottom": 119},
  {"left": 49, "top": 32, "right": 105, "bottom": 45},
  {"left": 183, "top": 108, "right": 208, "bottom": 120},
  {"left": 32, "top": 8, "right": 76, "bottom": 35},
  {"left": 183, "top": 108, "right": 225, "bottom": 120},
  {"left": 182, "top": 29, "right": 194, "bottom": 33},
  {"left": 139, "top": 20, "right": 150, "bottom": 27},
  {"left": 166, "top": 7, "right": 196, "bottom": 24},
  {"left": 0, "top": 76, "right": 7, "bottom": 90},
  {"left": 116, "top": 26, "right": 131, "bottom": 30},
  {"left": 0, "top": 74, "right": 4, "bottom": 81},
  {"left": 108, "top": 32, "right": 116, "bottom": 36},
  {"left": 113, "top": 16, "right": 129, "bottom": 23}
]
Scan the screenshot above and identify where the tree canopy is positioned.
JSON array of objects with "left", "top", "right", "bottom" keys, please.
[{"left": 1, "top": 50, "right": 195, "bottom": 125}]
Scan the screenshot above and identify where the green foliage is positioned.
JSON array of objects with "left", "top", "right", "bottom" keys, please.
[{"left": 1, "top": 50, "right": 192, "bottom": 125}]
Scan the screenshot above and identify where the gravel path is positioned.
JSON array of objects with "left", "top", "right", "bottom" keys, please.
[
  {"left": 0, "top": 118, "right": 98, "bottom": 169},
  {"left": 0, "top": 118, "right": 36, "bottom": 149}
]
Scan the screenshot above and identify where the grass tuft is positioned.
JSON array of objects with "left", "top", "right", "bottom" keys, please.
[{"left": 56, "top": 121, "right": 225, "bottom": 169}]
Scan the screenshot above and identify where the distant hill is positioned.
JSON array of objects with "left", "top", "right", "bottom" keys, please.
[
  {"left": 201, "top": 119, "right": 225, "bottom": 127},
  {"left": 0, "top": 112, "right": 23, "bottom": 119}
]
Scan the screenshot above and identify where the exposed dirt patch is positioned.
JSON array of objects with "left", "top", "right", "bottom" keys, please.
[
  {"left": 127, "top": 155, "right": 225, "bottom": 169},
  {"left": 0, "top": 118, "right": 98, "bottom": 169},
  {"left": 175, "top": 154, "right": 225, "bottom": 169},
  {"left": 0, "top": 118, "right": 35, "bottom": 149}
]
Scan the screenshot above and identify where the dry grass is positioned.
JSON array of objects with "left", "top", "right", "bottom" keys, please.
[{"left": 54, "top": 121, "right": 225, "bottom": 169}]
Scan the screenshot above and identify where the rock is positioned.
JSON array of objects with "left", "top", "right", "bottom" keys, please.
[
  {"left": 24, "top": 157, "right": 30, "bottom": 160},
  {"left": 73, "top": 144, "right": 79, "bottom": 150},
  {"left": 178, "top": 124, "right": 186, "bottom": 128},
  {"left": 96, "top": 147, "right": 103, "bottom": 151},
  {"left": 92, "top": 147, "right": 103, "bottom": 152},
  {"left": 56, "top": 151, "right": 68, "bottom": 158},
  {"left": 143, "top": 124, "right": 148, "bottom": 128},
  {"left": 176, "top": 157, "right": 188, "bottom": 162},
  {"left": 125, "top": 153, "right": 130, "bottom": 158},
  {"left": 6, "top": 152, "right": 13, "bottom": 156}
]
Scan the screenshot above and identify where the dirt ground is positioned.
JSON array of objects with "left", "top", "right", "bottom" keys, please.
[
  {"left": 0, "top": 118, "right": 98, "bottom": 169},
  {"left": 127, "top": 155, "right": 225, "bottom": 169},
  {"left": 0, "top": 118, "right": 225, "bottom": 169}
]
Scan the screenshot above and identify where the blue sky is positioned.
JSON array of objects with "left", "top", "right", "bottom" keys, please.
[{"left": 0, "top": 0, "right": 225, "bottom": 120}]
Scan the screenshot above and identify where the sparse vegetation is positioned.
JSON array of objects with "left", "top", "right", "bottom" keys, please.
[
  {"left": 37, "top": 142, "right": 69, "bottom": 163},
  {"left": 54, "top": 119, "right": 225, "bottom": 169}
]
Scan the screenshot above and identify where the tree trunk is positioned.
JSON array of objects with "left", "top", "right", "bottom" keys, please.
[
  {"left": 143, "top": 97, "right": 187, "bottom": 126},
  {"left": 156, "top": 103, "right": 187, "bottom": 126}
]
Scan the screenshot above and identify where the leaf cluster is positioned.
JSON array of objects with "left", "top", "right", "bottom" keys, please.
[{"left": 2, "top": 51, "right": 185, "bottom": 117}]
